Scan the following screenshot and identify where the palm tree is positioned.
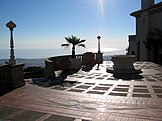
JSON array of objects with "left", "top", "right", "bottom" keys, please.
[{"left": 61, "top": 35, "right": 86, "bottom": 58}]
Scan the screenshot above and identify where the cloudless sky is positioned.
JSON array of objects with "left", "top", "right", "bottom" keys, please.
[{"left": 0, "top": 0, "right": 162, "bottom": 52}]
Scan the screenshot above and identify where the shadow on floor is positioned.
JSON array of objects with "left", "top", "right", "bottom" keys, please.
[
  {"left": 81, "top": 65, "right": 94, "bottom": 72},
  {"left": 0, "top": 88, "right": 15, "bottom": 96},
  {"left": 32, "top": 70, "right": 79, "bottom": 87},
  {"left": 113, "top": 73, "right": 143, "bottom": 80}
]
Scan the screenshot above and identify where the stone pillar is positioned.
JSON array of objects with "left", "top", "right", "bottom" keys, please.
[
  {"left": 2, "top": 64, "right": 25, "bottom": 88},
  {"left": 0, "top": 65, "right": 8, "bottom": 89},
  {"left": 44, "top": 59, "right": 55, "bottom": 81},
  {"left": 96, "top": 52, "right": 103, "bottom": 64}
]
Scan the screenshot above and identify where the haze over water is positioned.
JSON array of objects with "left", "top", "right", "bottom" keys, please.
[{"left": 0, "top": 48, "right": 125, "bottom": 59}]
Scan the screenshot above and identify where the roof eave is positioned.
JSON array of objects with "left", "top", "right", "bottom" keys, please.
[
  {"left": 130, "top": 10, "right": 142, "bottom": 17},
  {"left": 130, "top": 2, "right": 162, "bottom": 17}
]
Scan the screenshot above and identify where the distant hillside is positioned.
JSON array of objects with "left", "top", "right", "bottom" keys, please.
[
  {"left": 0, "top": 58, "right": 45, "bottom": 68},
  {"left": 0, "top": 55, "right": 111, "bottom": 68}
]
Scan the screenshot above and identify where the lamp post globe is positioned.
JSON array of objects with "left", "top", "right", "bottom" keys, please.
[
  {"left": 6, "top": 20, "right": 17, "bottom": 65},
  {"left": 6, "top": 21, "right": 16, "bottom": 30}
]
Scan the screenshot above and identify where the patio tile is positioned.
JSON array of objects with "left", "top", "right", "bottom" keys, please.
[
  {"left": 134, "top": 85, "right": 147, "bottom": 88},
  {"left": 107, "top": 78, "right": 118, "bottom": 81},
  {"left": 51, "top": 86, "right": 67, "bottom": 90},
  {"left": 113, "top": 88, "right": 129, "bottom": 92},
  {"left": 87, "top": 91, "right": 105, "bottom": 95},
  {"left": 93, "top": 86, "right": 110, "bottom": 91},
  {"left": 146, "top": 79, "right": 157, "bottom": 82},
  {"left": 84, "top": 83, "right": 96, "bottom": 85},
  {"left": 117, "top": 85, "right": 130, "bottom": 87},
  {"left": 134, "top": 79, "right": 144, "bottom": 82},
  {"left": 0, "top": 106, "right": 19, "bottom": 118},
  {"left": 133, "top": 89, "right": 149, "bottom": 93},
  {"left": 109, "top": 92, "right": 128, "bottom": 96},
  {"left": 99, "top": 84, "right": 113, "bottom": 86},
  {"left": 95, "top": 77, "right": 105, "bottom": 80},
  {"left": 156, "top": 95, "right": 162, "bottom": 98},
  {"left": 152, "top": 85, "right": 162, "bottom": 88},
  {"left": 153, "top": 89, "right": 162, "bottom": 93},
  {"left": 68, "top": 89, "right": 84, "bottom": 93},
  {"left": 75, "top": 85, "right": 91, "bottom": 89},
  {"left": 11, "top": 110, "right": 45, "bottom": 121},
  {"left": 44, "top": 114, "right": 75, "bottom": 121},
  {"left": 132, "top": 94, "right": 151, "bottom": 98}
]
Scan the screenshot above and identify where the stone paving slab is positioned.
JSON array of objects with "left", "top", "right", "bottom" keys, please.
[{"left": 1, "top": 61, "right": 162, "bottom": 121}]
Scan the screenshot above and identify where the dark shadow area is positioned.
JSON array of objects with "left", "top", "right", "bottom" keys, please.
[
  {"left": 95, "top": 64, "right": 100, "bottom": 70},
  {"left": 24, "top": 66, "right": 45, "bottom": 79},
  {"left": 0, "top": 88, "right": 15, "bottom": 96},
  {"left": 32, "top": 69, "right": 79, "bottom": 87},
  {"left": 81, "top": 65, "right": 93, "bottom": 72},
  {"left": 107, "top": 66, "right": 143, "bottom": 80},
  {"left": 112, "top": 73, "right": 143, "bottom": 80}
]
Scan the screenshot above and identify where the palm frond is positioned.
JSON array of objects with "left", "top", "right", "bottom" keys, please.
[
  {"left": 61, "top": 44, "right": 70, "bottom": 47},
  {"left": 78, "top": 39, "right": 86, "bottom": 43},
  {"left": 62, "top": 35, "right": 86, "bottom": 57},
  {"left": 78, "top": 44, "right": 86, "bottom": 48}
]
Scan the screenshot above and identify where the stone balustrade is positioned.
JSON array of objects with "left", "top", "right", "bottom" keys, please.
[
  {"left": 44, "top": 54, "right": 82, "bottom": 80},
  {"left": 44, "top": 53, "right": 103, "bottom": 81}
]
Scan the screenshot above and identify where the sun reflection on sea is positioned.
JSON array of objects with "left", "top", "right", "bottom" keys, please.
[{"left": 86, "top": 47, "right": 120, "bottom": 52}]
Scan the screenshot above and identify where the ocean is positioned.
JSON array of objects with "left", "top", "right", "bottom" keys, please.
[{"left": 0, "top": 49, "right": 125, "bottom": 68}]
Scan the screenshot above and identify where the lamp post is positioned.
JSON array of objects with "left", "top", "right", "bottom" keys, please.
[
  {"left": 6, "top": 20, "right": 16, "bottom": 65},
  {"left": 96, "top": 36, "right": 102, "bottom": 70},
  {"left": 3, "top": 21, "right": 25, "bottom": 88},
  {"left": 97, "top": 36, "right": 101, "bottom": 53}
]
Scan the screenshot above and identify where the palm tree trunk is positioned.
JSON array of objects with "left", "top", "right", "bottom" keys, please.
[{"left": 72, "top": 45, "right": 76, "bottom": 58}]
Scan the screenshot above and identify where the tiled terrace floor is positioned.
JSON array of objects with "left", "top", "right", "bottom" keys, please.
[{"left": 1, "top": 61, "right": 162, "bottom": 121}]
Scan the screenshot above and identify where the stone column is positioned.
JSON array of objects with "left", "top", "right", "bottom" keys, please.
[{"left": 2, "top": 64, "right": 25, "bottom": 88}]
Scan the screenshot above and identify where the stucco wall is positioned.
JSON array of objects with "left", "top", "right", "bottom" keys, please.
[{"left": 150, "top": 12, "right": 162, "bottom": 30}]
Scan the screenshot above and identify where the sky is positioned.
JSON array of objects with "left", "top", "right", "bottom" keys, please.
[{"left": 0, "top": 0, "right": 162, "bottom": 53}]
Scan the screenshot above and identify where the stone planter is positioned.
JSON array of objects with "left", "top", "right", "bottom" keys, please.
[
  {"left": 112, "top": 55, "right": 135, "bottom": 71},
  {"left": 59, "top": 57, "right": 71, "bottom": 70},
  {"left": 82, "top": 52, "right": 95, "bottom": 66},
  {"left": 107, "top": 55, "right": 142, "bottom": 79},
  {"left": 108, "top": 55, "right": 141, "bottom": 74},
  {"left": 69, "top": 58, "right": 81, "bottom": 70}
]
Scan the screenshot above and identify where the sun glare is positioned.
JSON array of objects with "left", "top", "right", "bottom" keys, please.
[
  {"left": 98, "top": 0, "right": 105, "bottom": 19},
  {"left": 87, "top": 48, "right": 119, "bottom": 52}
]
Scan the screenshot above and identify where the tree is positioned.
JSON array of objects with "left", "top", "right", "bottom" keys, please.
[
  {"left": 144, "top": 28, "right": 162, "bottom": 63},
  {"left": 61, "top": 35, "right": 86, "bottom": 58}
]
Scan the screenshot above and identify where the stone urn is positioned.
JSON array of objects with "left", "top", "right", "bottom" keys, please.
[
  {"left": 110, "top": 55, "right": 141, "bottom": 74},
  {"left": 112, "top": 55, "right": 135, "bottom": 71}
]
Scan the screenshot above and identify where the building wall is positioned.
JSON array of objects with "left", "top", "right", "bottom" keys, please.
[
  {"left": 141, "top": 11, "right": 151, "bottom": 61},
  {"left": 135, "top": 12, "right": 151, "bottom": 61},
  {"left": 150, "top": 12, "right": 162, "bottom": 30},
  {"left": 128, "top": 0, "right": 162, "bottom": 61},
  {"left": 128, "top": 35, "right": 136, "bottom": 56}
]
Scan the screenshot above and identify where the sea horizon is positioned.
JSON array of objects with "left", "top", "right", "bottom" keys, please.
[
  {"left": 0, "top": 48, "right": 126, "bottom": 67},
  {"left": 0, "top": 48, "right": 126, "bottom": 59}
]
